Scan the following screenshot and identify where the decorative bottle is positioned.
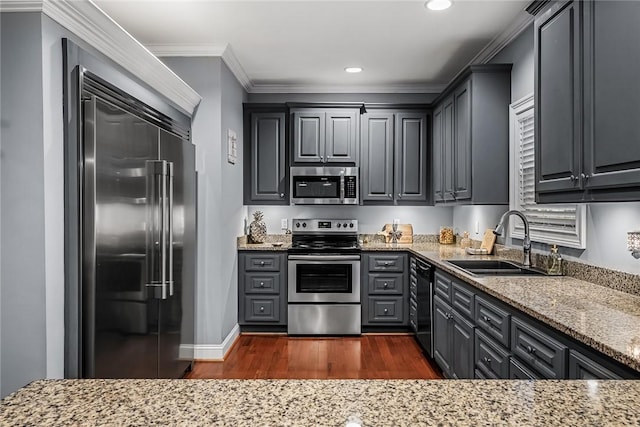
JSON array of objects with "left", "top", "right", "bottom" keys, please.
[
  {"left": 249, "top": 211, "right": 267, "bottom": 243},
  {"left": 460, "top": 231, "right": 472, "bottom": 249},
  {"left": 546, "top": 244, "right": 563, "bottom": 276}
]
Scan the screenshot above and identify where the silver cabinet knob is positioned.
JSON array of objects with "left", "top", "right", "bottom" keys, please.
[
  {"left": 259, "top": 282, "right": 265, "bottom": 288},
  {"left": 483, "top": 357, "right": 492, "bottom": 363},
  {"left": 397, "top": 193, "right": 402, "bottom": 198},
  {"left": 483, "top": 316, "right": 491, "bottom": 323},
  {"left": 383, "top": 282, "right": 389, "bottom": 289},
  {"left": 280, "top": 193, "right": 285, "bottom": 198},
  {"left": 388, "top": 194, "right": 393, "bottom": 199},
  {"left": 260, "top": 261, "right": 265, "bottom": 266},
  {"left": 526, "top": 345, "right": 536, "bottom": 354},
  {"left": 259, "top": 306, "right": 265, "bottom": 312},
  {"left": 570, "top": 174, "right": 577, "bottom": 182},
  {"left": 383, "top": 308, "right": 389, "bottom": 314},
  {"left": 581, "top": 173, "right": 590, "bottom": 180}
]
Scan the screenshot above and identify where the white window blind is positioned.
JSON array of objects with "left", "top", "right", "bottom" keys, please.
[{"left": 509, "top": 95, "right": 586, "bottom": 249}]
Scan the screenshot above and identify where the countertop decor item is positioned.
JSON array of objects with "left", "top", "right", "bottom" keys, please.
[
  {"left": 439, "top": 226, "right": 454, "bottom": 244},
  {"left": 480, "top": 229, "right": 496, "bottom": 254},
  {"left": 378, "top": 224, "right": 413, "bottom": 243},
  {"left": 628, "top": 231, "right": 640, "bottom": 259},
  {"left": 547, "top": 244, "right": 563, "bottom": 275},
  {"left": 460, "top": 231, "right": 472, "bottom": 249},
  {"left": 249, "top": 211, "right": 267, "bottom": 243}
]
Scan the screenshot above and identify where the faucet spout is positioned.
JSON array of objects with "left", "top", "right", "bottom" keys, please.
[{"left": 493, "top": 210, "right": 532, "bottom": 267}]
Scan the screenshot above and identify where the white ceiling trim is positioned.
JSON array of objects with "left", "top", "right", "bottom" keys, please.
[
  {"left": 148, "top": 43, "right": 253, "bottom": 92},
  {"left": 0, "top": 0, "right": 201, "bottom": 115},
  {"left": 468, "top": 10, "right": 534, "bottom": 66}
]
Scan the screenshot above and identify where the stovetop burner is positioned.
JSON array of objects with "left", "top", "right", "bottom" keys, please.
[{"left": 289, "top": 218, "right": 360, "bottom": 253}]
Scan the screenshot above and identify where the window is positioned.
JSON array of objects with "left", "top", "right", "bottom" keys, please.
[{"left": 509, "top": 95, "right": 586, "bottom": 249}]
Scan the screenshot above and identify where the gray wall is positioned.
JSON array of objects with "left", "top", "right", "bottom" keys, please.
[
  {"left": 248, "top": 206, "right": 453, "bottom": 236},
  {"left": 454, "top": 23, "right": 640, "bottom": 276},
  {"left": 161, "top": 57, "right": 247, "bottom": 347},
  {"left": 1, "top": 12, "right": 48, "bottom": 397}
]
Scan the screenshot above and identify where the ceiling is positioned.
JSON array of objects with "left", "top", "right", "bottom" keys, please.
[{"left": 94, "top": 0, "right": 531, "bottom": 93}]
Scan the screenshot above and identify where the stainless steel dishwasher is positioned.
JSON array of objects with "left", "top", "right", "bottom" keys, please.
[{"left": 410, "top": 257, "right": 433, "bottom": 357}]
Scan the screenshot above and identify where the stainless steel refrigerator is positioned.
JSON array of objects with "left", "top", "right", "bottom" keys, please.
[{"left": 81, "top": 94, "right": 196, "bottom": 378}]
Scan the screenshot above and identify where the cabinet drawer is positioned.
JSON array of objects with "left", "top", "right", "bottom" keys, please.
[
  {"left": 244, "top": 254, "right": 281, "bottom": 271},
  {"left": 368, "top": 254, "right": 405, "bottom": 272},
  {"left": 243, "top": 272, "right": 281, "bottom": 294},
  {"left": 451, "top": 281, "right": 474, "bottom": 320},
  {"left": 509, "top": 358, "right": 540, "bottom": 379},
  {"left": 475, "top": 330, "right": 510, "bottom": 379},
  {"left": 368, "top": 273, "right": 403, "bottom": 295},
  {"left": 434, "top": 271, "right": 451, "bottom": 303},
  {"left": 568, "top": 350, "right": 622, "bottom": 379},
  {"left": 475, "top": 296, "right": 510, "bottom": 348},
  {"left": 244, "top": 296, "right": 280, "bottom": 322},
  {"left": 511, "top": 317, "right": 567, "bottom": 379},
  {"left": 367, "top": 296, "right": 404, "bottom": 323}
]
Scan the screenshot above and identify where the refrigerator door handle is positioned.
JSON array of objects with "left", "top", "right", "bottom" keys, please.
[
  {"left": 146, "top": 160, "right": 169, "bottom": 299},
  {"left": 167, "top": 162, "right": 174, "bottom": 297}
]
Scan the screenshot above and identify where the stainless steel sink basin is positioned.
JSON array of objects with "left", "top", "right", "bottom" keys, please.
[{"left": 446, "top": 259, "right": 546, "bottom": 276}]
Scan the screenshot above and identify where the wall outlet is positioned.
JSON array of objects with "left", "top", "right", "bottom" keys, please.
[{"left": 281, "top": 218, "right": 288, "bottom": 230}]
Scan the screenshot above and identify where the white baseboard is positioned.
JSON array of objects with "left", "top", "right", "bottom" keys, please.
[{"left": 181, "top": 324, "right": 240, "bottom": 361}]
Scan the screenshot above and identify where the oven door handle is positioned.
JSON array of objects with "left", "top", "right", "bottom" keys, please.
[{"left": 288, "top": 255, "right": 361, "bottom": 262}]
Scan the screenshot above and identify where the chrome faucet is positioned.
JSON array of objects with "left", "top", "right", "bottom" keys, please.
[{"left": 493, "top": 210, "right": 532, "bottom": 267}]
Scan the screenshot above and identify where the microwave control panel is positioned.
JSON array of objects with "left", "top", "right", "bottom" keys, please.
[{"left": 345, "top": 176, "right": 357, "bottom": 198}]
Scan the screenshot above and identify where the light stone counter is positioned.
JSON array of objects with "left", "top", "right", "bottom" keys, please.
[
  {"left": 361, "top": 242, "right": 640, "bottom": 373},
  {"left": 1, "top": 379, "right": 639, "bottom": 426}
]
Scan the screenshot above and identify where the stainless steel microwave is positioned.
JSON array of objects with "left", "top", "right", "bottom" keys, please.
[{"left": 290, "top": 166, "right": 359, "bottom": 205}]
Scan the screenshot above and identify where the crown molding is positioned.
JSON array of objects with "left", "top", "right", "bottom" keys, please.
[
  {"left": 468, "top": 9, "right": 534, "bottom": 66},
  {"left": 0, "top": 0, "right": 201, "bottom": 115},
  {"left": 249, "top": 83, "right": 447, "bottom": 94},
  {"left": 148, "top": 43, "right": 253, "bottom": 92}
]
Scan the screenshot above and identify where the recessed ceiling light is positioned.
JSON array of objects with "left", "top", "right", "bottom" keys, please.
[
  {"left": 345, "top": 67, "right": 363, "bottom": 73},
  {"left": 425, "top": 0, "right": 452, "bottom": 11}
]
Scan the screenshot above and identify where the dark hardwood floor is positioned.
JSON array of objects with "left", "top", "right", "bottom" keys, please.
[{"left": 185, "top": 334, "right": 443, "bottom": 379}]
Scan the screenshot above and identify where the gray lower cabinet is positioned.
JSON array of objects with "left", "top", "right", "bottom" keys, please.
[
  {"left": 243, "top": 106, "right": 288, "bottom": 205},
  {"left": 432, "top": 270, "right": 475, "bottom": 379},
  {"left": 362, "top": 252, "right": 408, "bottom": 326},
  {"left": 568, "top": 349, "right": 623, "bottom": 380},
  {"left": 291, "top": 108, "right": 358, "bottom": 164},
  {"left": 432, "top": 267, "right": 639, "bottom": 379},
  {"left": 431, "top": 65, "right": 511, "bottom": 205},
  {"left": 361, "top": 110, "right": 429, "bottom": 205},
  {"left": 535, "top": 0, "right": 640, "bottom": 202},
  {"left": 238, "top": 252, "right": 287, "bottom": 326}
]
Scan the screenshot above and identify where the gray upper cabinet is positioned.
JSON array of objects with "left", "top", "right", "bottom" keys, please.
[
  {"left": 535, "top": 0, "right": 640, "bottom": 202},
  {"left": 431, "top": 65, "right": 512, "bottom": 205},
  {"left": 244, "top": 106, "right": 288, "bottom": 205},
  {"left": 361, "top": 110, "right": 430, "bottom": 205},
  {"left": 292, "top": 108, "right": 358, "bottom": 164}
]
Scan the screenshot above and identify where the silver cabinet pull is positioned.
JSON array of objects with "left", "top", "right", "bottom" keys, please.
[
  {"left": 581, "top": 173, "right": 590, "bottom": 180},
  {"left": 483, "top": 315, "right": 491, "bottom": 323},
  {"left": 397, "top": 193, "right": 402, "bottom": 198},
  {"left": 388, "top": 194, "right": 393, "bottom": 199},
  {"left": 570, "top": 174, "right": 577, "bottom": 182},
  {"left": 483, "top": 357, "right": 492, "bottom": 363},
  {"left": 280, "top": 193, "right": 285, "bottom": 198},
  {"left": 167, "top": 162, "right": 174, "bottom": 297}
]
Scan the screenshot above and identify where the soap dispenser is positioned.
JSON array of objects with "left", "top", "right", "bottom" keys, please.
[{"left": 546, "top": 244, "right": 563, "bottom": 276}]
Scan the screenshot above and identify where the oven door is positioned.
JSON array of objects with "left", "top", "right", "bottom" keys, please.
[{"left": 288, "top": 255, "right": 360, "bottom": 303}]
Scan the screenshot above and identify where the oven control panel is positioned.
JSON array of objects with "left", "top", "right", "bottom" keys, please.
[{"left": 292, "top": 219, "right": 358, "bottom": 233}]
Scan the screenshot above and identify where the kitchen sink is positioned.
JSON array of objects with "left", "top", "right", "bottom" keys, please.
[{"left": 445, "top": 259, "right": 547, "bottom": 276}]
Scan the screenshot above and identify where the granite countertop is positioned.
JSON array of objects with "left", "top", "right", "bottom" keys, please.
[
  {"left": 2, "top": 379, "right": 639, "bottom": 426},
  {"left": 361, "top": 242, "right": 640, "bottom": 373}
]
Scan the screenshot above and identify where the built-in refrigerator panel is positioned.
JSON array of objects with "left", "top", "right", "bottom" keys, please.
[{"left": 81, "top": 93, "right": 195, "bottom": 379}]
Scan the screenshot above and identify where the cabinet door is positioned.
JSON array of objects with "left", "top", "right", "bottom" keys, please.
[
  {"left": 583, "top": 1, "right": 640, "bottom": 190},
  {"left": 326, "top": 110, "right": 358, "bottom": 163},
  {"left": 293, "top": 110, "right": 325, "bottom": 163},
  {"left": 442, "top": 96, "right": 456, "bottom": 201},
  {"left": 247, "top": 112, "right": 287, "bottom": 203},
  {"left": 432, "top": 105, "right": 444, "bottom": 202},
  {"left": 535, "top": 1, "right": 582, "bottom": 194},
  {"left": 453, "top": 80, "right": 471, "bottom": 201},
  {"left": 361, "top": 113, "right": 394, "bottom": 202},
  {"left": 395, "top": 112, "right": 429, "bottom": 203},
  {"left": 433, "top": 297, "right": 452, "bottom": 377},
  {"left": 568, "top": 350, "right": 622, "bottom": 380},
  {"left": 451, "top": 311, "right": 475, "bottom": 379}
]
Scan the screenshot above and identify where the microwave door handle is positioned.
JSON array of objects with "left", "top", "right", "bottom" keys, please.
[{"left": 340, "top": 175, "right": 345, "bottom": 202}]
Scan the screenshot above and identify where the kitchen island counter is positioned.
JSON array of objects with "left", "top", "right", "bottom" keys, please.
[{"left": 1, "top": 378, "right": 639, "bottom": 426}]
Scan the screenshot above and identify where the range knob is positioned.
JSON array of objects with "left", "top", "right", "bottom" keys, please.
[
  {"left": 295, "top": 222, "right": 300, "bottom": 228},
  {"left": 349, "top": 223, "right": 354, "bottom": 228},
  {"left": 343, "top": 223, "right": 348, "bottom": 228},
  {"left": 337, "top": 223, "right": 342, "bottom": 228},
  {"left": 302, "top": 222, "right": 307, "bottom": 228}
]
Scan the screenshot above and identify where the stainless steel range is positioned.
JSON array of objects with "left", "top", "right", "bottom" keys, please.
[{"left": 287, "top": 219, "right": 361, "bottom": 335}]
